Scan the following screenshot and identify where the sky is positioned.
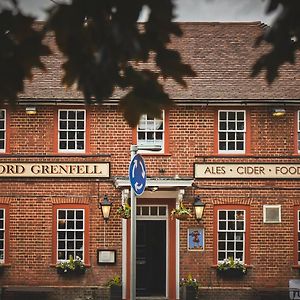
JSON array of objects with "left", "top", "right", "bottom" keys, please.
[{"left": 18, "top": 0, "right": 278, "bottom": 25}]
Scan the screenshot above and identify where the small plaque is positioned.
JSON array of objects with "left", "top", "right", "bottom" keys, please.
[
  {"left": 97, "top": 249, "right": 116, "bottom": 264},
  {"left": 188, "top": 228, "right": 204, "bottom": 251}
]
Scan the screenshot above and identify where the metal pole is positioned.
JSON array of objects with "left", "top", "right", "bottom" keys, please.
[{"left": 130, "top": 145, "right": 138, "bottom": 300}]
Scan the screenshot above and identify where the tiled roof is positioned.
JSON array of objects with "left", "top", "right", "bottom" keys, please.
[{"left": 20, "top": 22, "right": 300, "bottom": 103}]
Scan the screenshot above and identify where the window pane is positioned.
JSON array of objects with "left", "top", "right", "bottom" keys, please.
[
  {"left": 237, "top": 142, "right": 244, "bottom": 150},
  {"left": 59, "top": 141, "right": 67, "bottom": 149},
  {"left": 228, "top": 112, "right": 235, "bottom": 120},
  {"left": 59, "top": 131, "right": 67, "bottom": 139},
  {"left": 77, "top": 141, "right": 84, "bottom": 150},
  {"left": 68, "top": 111, "right": 75, "bottom": 119},
  {"left": 77, "top": 131, "right": 84, "bottom": 139},
  {"left": 228, "top": 211, "right": 235, "bottom": 220},
  {"left": 219, "top": 211, "right": 226, "bottom": 220},
  {"left": 219, "top": 122, "right": 226, "bottom": 130},
  {"left": 77, "top": 121, "right": 84, "bottom": 129},
  {"left": 77, "top": 111, "right": 84, "bottom": 120},
  {"left": 237, "top": 112, "right": 244, "bottom": 120},
  {"left": 228, "top": 142, "right": 235, "bottom": 150},
  {"left": 219, "top": 112, "right": 226, "bottom": 120},
  {"left": 228, "top": 122, "right": 235, "bottom": 130},
  {"left": 159, "top": 206, "right": 166, "bottom": 216},
  {"left": 67, "top": 211, "right": 74, "bottom": 219},
  {"left": 219, "top": 221, "right": 226, "bottom": 230},
  {"left": 150, "top": 207, "right": 158, "bottom": 216},
  {"left": 60, "top": 111, "right": 67, "bottom": 119},
  {"left": 68, "top": 141, "right": 75, "bottom": 149},
  {"left": 219, "top": 142, "right": 226, "bottom": 150},
  {"left": 218, "top": 242, "right": 226, "bottom": 250},
  {"left": 60, "top": 121, "right": 67, "bottom": 129}
]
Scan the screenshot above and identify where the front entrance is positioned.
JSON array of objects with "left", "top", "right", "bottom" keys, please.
[{"left": 136, "top": 206, "right": 167, "bottom": 297}]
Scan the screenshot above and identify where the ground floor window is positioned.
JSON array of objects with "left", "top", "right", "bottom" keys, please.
[
  {"left": 297, "top": 210, "right": 300, "bottom": 264},
  {"left": 0, "top": 208, "right": 5, "bottom": 263},
  {"left": 215, "top": 205, "right": 250, "bottom": 264},
  {"left": 54, "top": 205, "right": 89, "bottom": 263}
]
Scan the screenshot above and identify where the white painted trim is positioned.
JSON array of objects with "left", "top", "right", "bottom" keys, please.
[
  {"left": 176, "top": 218, "right": 180, "bottom": 300},
  {"left": 122, "top": 218, "right": 127, "bottom": 300},
  {"left": 263, "top": 204, "right": 281, "bottom": 223},
  {"left": 114, "top": 178, "right": 194, "bottom": 189}
]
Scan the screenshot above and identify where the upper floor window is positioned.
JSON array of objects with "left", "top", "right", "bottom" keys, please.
[
  {"left": 58, "top": 110, "right": 85, "bottom": 153},
  {"left": 137, "top": 112, "right": 164, "bottom": 153},
  {"left": 218, "top": 110, "right": 245, "bottom": 154},
  {"left": 56, "top": 208, "right": 85, "bottom": 262},
  {"left": 0, "top": 110, "right": 6, "bottom": 152},
  {"left": 0, "top": 208, "right": 5, "bottom": 263},
  {"left": 217, "top": 209, "right": 246, "bottom": 263}
]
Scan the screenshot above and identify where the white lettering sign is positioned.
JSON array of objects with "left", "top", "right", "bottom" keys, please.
[
  {"left": 194, "top": 163, "right": 300, "bottom": 179},
  {"left": 0, "top": 162, "right": 110, "bottom": 178}
]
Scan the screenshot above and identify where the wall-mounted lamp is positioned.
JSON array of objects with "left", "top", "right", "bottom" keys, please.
[
  {"left": 272, "top": 108, "right": 286, "bottom": 117},
  {"left": 99, "top": 195, "right": 112, "bottom": 223},
  {"left": 26, "top": 107, "right": 37, "bottom": 115},
  {"left": 193, "top": 195, "right": 205, "bottom": 222}
]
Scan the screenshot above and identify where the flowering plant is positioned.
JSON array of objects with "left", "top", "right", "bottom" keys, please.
[
  {"left": 56, "top": 255, "right": 86, "bottom": 274},
  {"left": 180, "top": 274, "right": 199, "bottom": 289},
  {"left": 106, "top": 275, "right": 122, "bottom": 287},
  {"left": 171, "top": 201, "right": 192, "bottom": 220},
  {"left": 117, "top": 202, "right": 131, "bottom": 219},
  {"left": 217, "top": 257, "right": 247, "bottom": 274}
]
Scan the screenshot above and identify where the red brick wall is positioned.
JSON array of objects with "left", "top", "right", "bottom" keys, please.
[{"left": 0, "top": 104, "right": 299, "bottom": 295}]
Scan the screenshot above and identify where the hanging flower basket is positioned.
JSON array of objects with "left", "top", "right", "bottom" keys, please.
[
  {"left": 173, "top": 212, "right": 190, "bottom": 221},
  {"left": 171, "top": 201, "right": 192, "bottom": 221},
  {"left": 117, "top": 203, "right": 131, "bottom": 219}
]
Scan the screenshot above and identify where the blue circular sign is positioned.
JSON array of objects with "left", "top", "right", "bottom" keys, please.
[{"left": 129, "top": 154, "right": 147, "bottom": 196}]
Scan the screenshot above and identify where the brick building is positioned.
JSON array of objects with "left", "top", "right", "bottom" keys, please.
[{"left": 1, "top": 22, "right": 300, "bottom": 300}]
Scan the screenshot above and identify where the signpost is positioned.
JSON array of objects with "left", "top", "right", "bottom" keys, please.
[
  {"left": 129, "top": 153, "right": 147, "bottom": 196},
  {"left": 129, "top": 145, "right": 147, "bottom": 300}
]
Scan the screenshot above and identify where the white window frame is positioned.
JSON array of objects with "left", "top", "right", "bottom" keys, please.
[
  {"left": 0, "top": 208, "right": 5, "bottom": 263},
  {"left": 58, "top": 109, "right": 86, "bottom": 153},
  {"left": 217, "top": 209, "right": 246, "bottom": 263},
  {"left": 0, "top": 109, "right": 6, "bottom": 153},
  {"left": 263, "top": 205, "right": 281, "bottom": 223},
  {"left": 218, "top": 110, "right": 246, "bottom": 154},
  {"left": 137, "top": 111, "right": 165, "bottom": 153},
  {"left": 57, "top": 208, "right": 85, "bottom": 262},
  {"left": 298, "top": 111, "right": 300, "bottom": 153}
]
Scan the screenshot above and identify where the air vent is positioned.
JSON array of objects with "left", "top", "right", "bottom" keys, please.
[{"left": 263, "top": 205, "right": 281, "bottom": 223}]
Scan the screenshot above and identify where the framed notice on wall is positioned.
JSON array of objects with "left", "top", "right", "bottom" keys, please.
[
  {"left": 97, "top": 249, "right": 116, "bottom": 264},
  {"left": 188, "top": 228, "right": 204, "bottom": 251}
]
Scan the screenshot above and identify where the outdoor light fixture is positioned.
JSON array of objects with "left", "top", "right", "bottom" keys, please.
[
  {"left": 99, "top": 195, "right": 112, "bottom": 223},
  {"left": 272, "top": 108, "right": 286, "bottom": 117},
  {"left": 26, "top": 107, "right": 37, "bottom": 115},
  {"left": 193, "top": 195, "right": 205, "bottom": 222}
]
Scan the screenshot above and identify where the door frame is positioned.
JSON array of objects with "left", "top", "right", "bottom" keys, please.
[
  {"left": 136, "top": 205, "right": 169, "bottom": 298},
  {"left": 122, "top": 189, "right": 185, "bottom": 300}
]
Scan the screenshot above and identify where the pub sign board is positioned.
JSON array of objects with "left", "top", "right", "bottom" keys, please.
[
  {"left": 0, "top": 162, "right": 110, "bottom": 178},
  {"left": 194, "top": 163, "right": 300, "bottom": 179}
]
